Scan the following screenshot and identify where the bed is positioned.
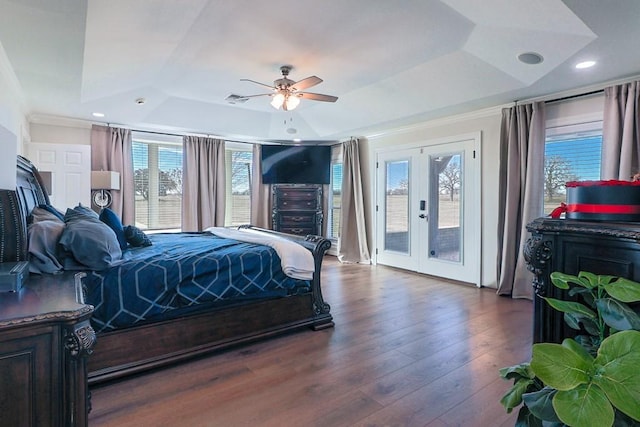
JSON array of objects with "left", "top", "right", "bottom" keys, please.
[{"left": 0, "top": 156, "right": 333, "bottom": 384}]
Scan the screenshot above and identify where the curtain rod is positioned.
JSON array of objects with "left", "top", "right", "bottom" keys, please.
[
  {"left": 103, "top": 122, "right": 255, "bottom": 145},
  {"left": 544, "top": 89, "right": 603, "bottom": 105}
]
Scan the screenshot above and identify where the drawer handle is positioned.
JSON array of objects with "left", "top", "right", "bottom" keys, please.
[
  {"left": 283, "top": 201, "right": 287, "bottom": 205},
  {"left": 291, "top": 228, "right": 304, "bottom": 234},
  {"left": 292, "top": 216, "right": 305, "bottom": 221}
]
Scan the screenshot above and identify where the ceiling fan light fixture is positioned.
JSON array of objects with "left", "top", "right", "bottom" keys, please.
[
  {"left": 284, "top": 94, "right": 300, "bottom": 111},
  {"left": 271, "top": 92, "right": 285, "bottom": 109}
]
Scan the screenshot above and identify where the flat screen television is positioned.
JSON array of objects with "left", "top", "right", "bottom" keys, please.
[{"left": 261, "top": 145, "right": 331, "bottom": 184}]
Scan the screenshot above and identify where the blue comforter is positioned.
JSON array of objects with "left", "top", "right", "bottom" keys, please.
[{"left": 84, "top": 232, "right": 310, "bottom": 333}]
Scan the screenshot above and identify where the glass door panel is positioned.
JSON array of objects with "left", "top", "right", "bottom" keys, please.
[
  {"left": 385, "top": 160, "right": 409, "bottom": 253},
  {"left": 428, "top": 153, "right": 462, "bottom": 262}
]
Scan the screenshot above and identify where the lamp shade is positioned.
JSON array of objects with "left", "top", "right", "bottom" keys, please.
[{"left": 91, "top": 171, "right": 120, "bottom": 190}]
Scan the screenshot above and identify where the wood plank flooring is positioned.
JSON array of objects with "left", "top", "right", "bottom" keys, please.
[{"left": 89, "top": 257, "right": 532, "bottom": 427}]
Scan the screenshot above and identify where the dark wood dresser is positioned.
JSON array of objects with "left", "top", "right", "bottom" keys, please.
[
  {"left": 0, "top": 271, "right": 95, "bottom": 427},
  {"left": 525, "top": 217, "right": 640, "bottom": 344},
  {"left": 272, "top": 185, "right": 323, "bottom": 236}
]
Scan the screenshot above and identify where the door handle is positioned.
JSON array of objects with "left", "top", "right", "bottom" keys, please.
[{"left": 418, "top": 214, "right": 428, "bottom": 220}]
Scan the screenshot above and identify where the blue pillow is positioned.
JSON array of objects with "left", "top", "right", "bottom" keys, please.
[
  {"left": 64, "top": 204, "right": 99, "bottom": 221},
  {"left": 124, "top": 225, "right": 152, "bottom": 247},
  {"left": 99, "top": 208, "right": 128, "bottom": 250},
  {"left": 59, "top": 213, "right": 122, "bottom": 270}
]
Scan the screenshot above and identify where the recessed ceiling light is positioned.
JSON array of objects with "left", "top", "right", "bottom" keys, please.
[
  {"left": 575, "top": 60, "right": 596, "bottom": 69},
  {"left": 135, "top": 98, "right": 146, "bottom": 105},
  {"left": 92, "top": 112, "right": 105, "bottom": 117},
  {"left": 518, "top": 52, "right": 544, "bottom": 65}
]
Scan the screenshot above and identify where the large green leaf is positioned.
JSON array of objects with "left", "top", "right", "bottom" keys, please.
[
  {"left": 522, "top": 387, "right": 561, "bottom": 422},
  {"left": 553, "top": 384, "right": 614, "bottom": 427},
  {"left": 604, "top": 278, "right": 640, "bottom": 303},
  {"left": 531, "top": 341, "right": 592, "bottom": 390},
  {"left": 500, "top": 362, "right": 535, "bottom": 381},
  {"left": 594, "top": 330, "right": 640, "bottom": 422},
  {"left": 550, "top": 272, "right": 581, "bottom": 290},
  {"left": 595, "top": 298, "right": 640, "bottom": 331},
  {"left": 579, "top": 271, "right": 605, "bottom": 289},
  {"left": 544, "top": 297, "right": 596, "bottom": 319},
  {"left": 502, "top": 378, "right": 536, "bottom": 412},
  {"left": 515, "top": 405, "right": 543, "bottom": 427}
]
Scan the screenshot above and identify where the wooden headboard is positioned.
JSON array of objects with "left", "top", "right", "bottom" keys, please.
[{"left": 0, "top": 156, "right": 50, "bottom": 263}]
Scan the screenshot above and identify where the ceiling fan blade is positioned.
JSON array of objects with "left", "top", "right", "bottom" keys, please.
[
  {"left": 299, "top": 92, "right": 338, "bottom": 102},
  {"left": 241, "top": 93, "right": 273, "bottom": 98},
  {"left": 240, "top": 78, "right": 275, "bottom": 90},
  {"left": 291, "top": 76, "right": 322, "bottom": 91}
]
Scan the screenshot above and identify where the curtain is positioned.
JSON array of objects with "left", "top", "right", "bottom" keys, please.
[
  {"left": 182, "top": 136, "right": 225, "bottom": 231},
  {"left": 602, "top": 81, "right": 640, "bottom": 180},
  {"left": 90, "top": 124, "right": 134, "bottom": 224},
  {"left": 250, "top": 144, "right": 272, "bottom": 229},
  {"left": 337, "top": 137, "right": 370, "bottom": 263},
  {"left": 496, "top": 102, "right": 546, "bottom": 299}
]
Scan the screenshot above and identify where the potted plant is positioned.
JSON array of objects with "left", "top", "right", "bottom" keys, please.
[{"left": 500, "top": 271, "right": 640, "bottom": 427}]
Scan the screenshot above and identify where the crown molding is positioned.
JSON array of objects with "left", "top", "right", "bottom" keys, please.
[
  {"left": 28, "top": 113, "right": 93, "bottom": 129},
  {"left": 365, "top": 104, "right": 506, "bottom": 140}
]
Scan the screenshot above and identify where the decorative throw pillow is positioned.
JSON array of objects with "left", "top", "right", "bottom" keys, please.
[
  {"left": 59, "top": 211, "right": 122, "bottom": 270},
  {"left": 29, "top": 206, "right": 64, "bottom": 224},
  {"left": 99, "top": 208, "right": 128, "bottom": 250},
  {"left": 124, "top": 225, "right": 152, "bottom": 247},
  {"left": 27, "top": 219, "right": 64, "bottom": 274},
  {"left": 66, "top": 203, "right": 99, "bottom": 220}
]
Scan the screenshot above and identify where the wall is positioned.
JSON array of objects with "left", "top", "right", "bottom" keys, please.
[
  {"left": 362, "top": 107, "right": 502, "bottom": 287},
  {"left": 29, "top": 119, "right": 91, "bottom": 147},
  {"left": 0, "top": 41, "right": 28, "bottom": 189}
]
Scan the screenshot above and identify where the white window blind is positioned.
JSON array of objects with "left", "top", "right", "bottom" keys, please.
[
  {"left": 132, "top": 138, "right": 183, "bottom": 230},
  {"left": 543, "top": 121, "right": 602, "bottom": 215},
  {"left": 328, "top": 145, "right": 343, "bottom": 239},
  {"left": 225, "top": 148, "right": 252, "bottom": 226}
]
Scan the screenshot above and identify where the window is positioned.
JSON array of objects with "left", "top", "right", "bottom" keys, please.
[
  {"left": 132, "top": 135, "right": 183, "bottom": 231},
  {"left": 543, "top": 121, "right": 602, "bottom": 215},
  {"left": 225, "top": 146, "right": 252, "bottom": 226},
  {"left": 327, "top": 145, "right": 343, "bottom": 240}
]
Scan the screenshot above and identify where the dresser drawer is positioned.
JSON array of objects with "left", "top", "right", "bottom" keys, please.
[
  {"left": 279, "top": 213, "right": 317, "bottom": 224},
  {"left": 277, "top": 198, "right": 319, "bottom": 210},
  {"left": 279, "top": 226, "right": 317, "bottom": 235}
]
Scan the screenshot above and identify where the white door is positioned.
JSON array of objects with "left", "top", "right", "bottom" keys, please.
[
  {"left": 27, "top": 143, "right": 91, "bottom": 210},
  {"left": 375, "top": 136, "right": 481, "bottom": 285}
]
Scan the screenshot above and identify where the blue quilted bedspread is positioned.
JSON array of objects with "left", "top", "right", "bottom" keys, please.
[{"left": 83, "top": 232, "right": 310, "bottom": 333}]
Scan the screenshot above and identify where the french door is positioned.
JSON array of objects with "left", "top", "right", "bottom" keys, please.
[{"left": 375, "top": 136, "right": 481, "bottom": 285}]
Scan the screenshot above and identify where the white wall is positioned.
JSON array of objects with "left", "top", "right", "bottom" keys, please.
[
  {"left": 363, "top": 107, "right": 502, "bottom": 287},
  {"left": 0, "top": 41, "right": 28, "bottom": 189}
]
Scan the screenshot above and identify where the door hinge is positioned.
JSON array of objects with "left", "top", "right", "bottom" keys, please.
[
  {"left": 376, "top": 248, "right": 378, "bottom": 255},
  {"left": 376, "top": 161, "right": 379, "bottom": 168},
  {"left": 473, "top": 150, "right": 476, "bottom": 159},
  {"left": 376, "top": 205, "right": 378, "bottom": 212}
]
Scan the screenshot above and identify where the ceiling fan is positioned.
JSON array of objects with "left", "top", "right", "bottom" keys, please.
[{"left": 236, "top": 65, "right": 338, "bottom": 111}]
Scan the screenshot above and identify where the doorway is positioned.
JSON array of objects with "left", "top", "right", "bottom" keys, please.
[{"left": 375, "top": 134, "right": 481, "bottom": 285}]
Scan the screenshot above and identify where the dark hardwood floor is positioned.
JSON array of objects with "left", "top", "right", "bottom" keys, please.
[{"left": 89, "top": 257, "right": 532, "bottom": 427}]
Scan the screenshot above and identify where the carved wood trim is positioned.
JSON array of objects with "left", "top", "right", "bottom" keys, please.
[
  {"left": 524, "top": 233, "right": 553, "bottom": 297},
  {"left": 64, "top": 322, "right": 96, "bottom": 359}
]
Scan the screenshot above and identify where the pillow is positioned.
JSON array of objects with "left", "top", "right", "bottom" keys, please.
[
  {"left": 58, "top": 213, "right": 122, "bottom": 270},
  {"left": 64, "top": 204, "right": 99, "bottom": 221},
  {"left": 29, "top": 206, "right": 64, "bottom": 224},
  {"left": 99, "top": 208, "right": 128, "bottom": 250},
  {"left": 27, "top": 220, "right": 64, "bottom": 274},
  {"left": 124, "top": 225, "right": 152, "bottom": 247}
]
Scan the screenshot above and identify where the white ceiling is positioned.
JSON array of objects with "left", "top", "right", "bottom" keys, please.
[{"left": 1, "top": 0, "right": 640, "bottom": 142}]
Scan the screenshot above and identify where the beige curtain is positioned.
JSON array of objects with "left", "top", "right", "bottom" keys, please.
[
  {"left": 250, "top": 144, "right": 272, "bottom": 229},
  {"left": 602, "top": 81, "right": 640, "bottom": 179},
  {"left": 182, "top": 136, "right": 225, "bottom": 231},
  {"left": 337, "top": 137, "right": 370, "bottom": 263},
  {"left": 496, "top": 102, "right": 546, "bottom": 299},
  {"left": 90, "top": 124, "right": 134, "bottom": 224}
]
